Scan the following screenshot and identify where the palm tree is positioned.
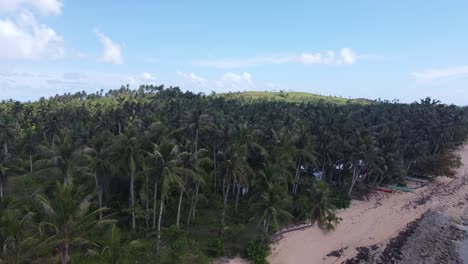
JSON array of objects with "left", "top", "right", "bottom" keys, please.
[
  {"left": 299, "top": 181, "right": 340, "bottom": 231},
  {"left": 34, "top": 133, "right": 89, "bottom": 186},
  {"left": 99, "top": 224, "right": 144, "bottom": 264},
  {"left": 214, "top": 144, "right": 254, "bottom": 235},
  {"left": 151, "top": 139, "right": 183, "bottom": 252},
  {"left": 291, "top": 122, "right": 318, "bottom": 194},
  {"left": 0, "top": 208, "right": 38, "bottom": 263},
  {"left": 253, "top": 181, "right": 292, "bottom": 233},
  {"left": 176, "top": 149, "right": 209, "bottom": 226},
  {"left": 35, "top": 183, "right": 114, "bottom": 264},
  {"left": 177, "top": 108, "right": 216, "bottom": 220},
  {"left": 344, "top": 129, "right": 381, "bottom": 196},
  {"left": 86, "top": 131, "right": 114, "bottom": 219},
  {"left": 0, "top": 119, "right": 15, "bottom": 162},
  {"left": 107, "top": 130, "right": 141, "bottom": 230}
]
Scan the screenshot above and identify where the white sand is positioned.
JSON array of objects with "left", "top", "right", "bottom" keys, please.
[
  {"left": 266, "top": 146, "right": 468, "bottom": 264},
  {"left": 224, "top": 146, "right": 468, "bottom": 264}
]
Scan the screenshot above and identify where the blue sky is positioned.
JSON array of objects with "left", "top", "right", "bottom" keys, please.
[{"left": 1, "top": 0, "right": 468, "bottom": 104}]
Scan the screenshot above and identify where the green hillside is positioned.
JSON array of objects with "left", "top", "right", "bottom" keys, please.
[{"left": 217, "top": 91, "right": 373, "bottom": 104}]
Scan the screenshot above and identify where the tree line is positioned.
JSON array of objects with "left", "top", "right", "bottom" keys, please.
[{"left": 0, "top": 85, "right": 467, "bottom": 263}]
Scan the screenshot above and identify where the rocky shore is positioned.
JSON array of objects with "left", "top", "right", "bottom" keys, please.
[{"left": 344, "top": 210, "right": 466, "bottom": 264}]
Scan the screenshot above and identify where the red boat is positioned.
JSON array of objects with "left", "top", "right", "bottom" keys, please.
[{"left": 371, "top": 186, "right": 396, "bottom": 193}]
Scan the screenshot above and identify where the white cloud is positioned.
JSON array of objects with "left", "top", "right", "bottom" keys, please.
[
  {"left": 412, "top": 66, "right": 468, "bottom": 81},
  {"left": 141, "top": 72, "right": 155, "bottom": 80},
  {"left": 297, "top": 53, "right": 322, "bottom": 64},
  {"left": 0, "top": 11, "right": 64, "bottom": 59},
  {"left": 0, "top": 70, "right": 161, "bottom": 100},
  {"left": 177, "top": 71, "right": 208, "bottom": 87},
  {"left": 216, "top": 72, "right": 255, "bottom": 90},
  {"left": 122, "top": 72, "right": 157, "bottom": 85},
  {"left": 94, "top": 29, "right": 123, "bottom": 64},
  {"left": 340, "top": 48, "right": 357, "bottom": 64},
  {"left": 177, "top": 71, "right": 255, "bottom": 92},
  {"left": 191, "top": 48, "right": 359, "bottom": 68},
  {"left": 0, "top": 0, "right": 62, "bottom": 16}
]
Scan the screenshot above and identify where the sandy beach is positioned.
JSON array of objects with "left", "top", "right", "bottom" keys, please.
[
  {"left": 264, "top": 145, "right": 468, "bottom": 264},
  {"left": 223, "top": 146, "right": 468, "bottom": 264}
]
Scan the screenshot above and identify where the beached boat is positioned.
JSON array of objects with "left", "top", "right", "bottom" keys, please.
[
  {"left": 371, "top": 186, "right": 396, "bottom": 193},
  {"left": 386, "top": 184, "right": 414, "bottom": 192},
  {"left": 405, "top": 176, "right": 429, "bottom": 183}
]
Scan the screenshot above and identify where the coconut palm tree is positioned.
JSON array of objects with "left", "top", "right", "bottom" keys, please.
[
  {"left": 177, "top": 108, "right": 216, "bottom": 220},
  {"left": 0, "top": 119, "right": 15, "bottom": 162},
  {"left": 34, "top": 133, "right": 90, "bottom": 186},
  {"left": 151, "top": 139, "right": 183, "bottom": 252},
  {"left": 176, "top": 149, "right": 209, "bottom": 226},
  {"left": 214, "top": 144, "right": 254, "bottom": 235},
  {"left": 291, "top": 122, "right": 318, "bottom": 194},
  {"left": 0, "top": 208, "right": 38, "bottom": 263},
  {"left": 253, "top": 181, "right": 292, "bottom": 233},
  {"left": 35, "top": 183, "right": 114, "bottom": 264},
  {"left": 298, "top": 181, "right": 340, "bottom": 231}
]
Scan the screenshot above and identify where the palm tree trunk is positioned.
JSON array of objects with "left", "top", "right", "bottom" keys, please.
[
  {"left": 371, "top": 172, "right": 379, "bottom": 186},
  {"left": 213, "top": 146, "right": 217, "bottom": 169},
  {"left": 29, "top": 153, "right": 33, "bottom": 173},
  {"left": 93, "top": 173, "right": 103, "bottom": 219},
  {"left": 176, "top": 190, "right": 183, "bottom": 227},
  {"left": 187, "top": 201, "right": 193, "bottom": 226},
  {"left": 348, "top": 165, "right": 357, "bottom": 196},
  {"left": 130, "top": 170, "right": 136, "bottom": 229},
  {"left": 377, "top": 172, "right": 385, "bottom": 186},
  {"left": 192, "top": 128, "right": 200, "bottom": 221},
  {"left": 145, "top": 174, "right": 150, "bottom": 230},
  {"left": 213, "top": 146, "right": 217, "bottom": 190},
  {"left": 152, "top": 181, "right": 158, "bottom": 229},
  {"left": 338, "top": 168, "right": 342, "bottom": 185},
  {"left": 235, "top": 184, "right": 241, "bottom": 213},
  {"left": 406, "top": 160, "right": 413, "bottom": 173},
  {"left": 118, "top": 119, "right": 122, "bottom": 135},
  {"left": 60, "top": 243, "right": 69, "bottom": 264},
  {"left": 98, "top": 187, "right": 103, "bottom": 219},
  {"left": 220, "top": 179, "right": 230, "bottom": 235},
  {"left": 3, "top": 142, "right": 7, "bottom": 162},
  {"left": 156, "top": 197, "right": 164, "bottom": 253},
  {"left": 195, "top": 128, "right": 199, "bottom": 158},
  {"left": 63, "top": 172, "right": 68, "bottom": 186},
  {"left": 192, "top": 182, "right": 200, "bottom": 221},
  {"left": 321, "top": 156, "right": 326, "bottom": 181},
  {"left": 348, "top": 163, "right": 362, "bottom": 196},
  {"left": 293, "top": 162, "right": 301, "bottom": 194}
]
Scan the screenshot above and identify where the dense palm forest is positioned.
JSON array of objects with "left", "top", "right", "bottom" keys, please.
[{"left": 0, "top": 85, "right": 467, "bottom": 264}]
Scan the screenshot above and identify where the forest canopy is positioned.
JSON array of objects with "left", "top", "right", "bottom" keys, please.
[{"left": 0, "top": 85, "right": 467, "bottom": 263}]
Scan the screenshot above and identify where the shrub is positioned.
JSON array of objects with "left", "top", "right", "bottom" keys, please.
[
  {"left": 330, "top": 185, "right": 351, "bottom": 209},
  {"left": 245, "top": 238, "right": 270, "bottom": 264},
  {"left": 412, "top": 153, "right": 462, "bottom": 177},
  {"left": 207, "top": 238, "right": 224, "bottom": 257}
]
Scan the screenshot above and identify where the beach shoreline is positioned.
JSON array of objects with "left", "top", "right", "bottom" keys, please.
[
  {"left": 223, "top": 146, "right": 468, "bottom": 264},
  {"left": 266, "top": 145, "right": 468, "bottom": 264}
]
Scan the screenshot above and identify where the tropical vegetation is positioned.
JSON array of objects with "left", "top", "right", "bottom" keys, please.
[{"left": 0, "top": 86, "right": 467, "bottom": 263}]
